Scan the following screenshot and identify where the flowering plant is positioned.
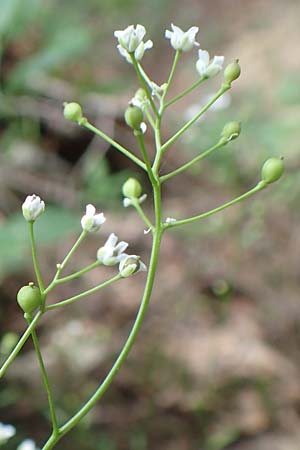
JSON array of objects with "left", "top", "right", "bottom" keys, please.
[{"left": 0, "top": 23, "right": 284, "bottom": 449}]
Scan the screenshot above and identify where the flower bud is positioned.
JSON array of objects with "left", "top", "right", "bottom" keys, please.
[
  {"left": 122, "top": 177, "right": 142, "bottom": 198},
  {"left": 261, "top": 157, "right": 284, "bottom": 184},
  {"left": 63, "top": 102, "right": 83, "bottom": 123},
  {"left": 17, "top": 283, "right": 42, "bottom": 314},
  {"left": 224, "top": 59, "right": 241, "bottom": 84},
  {"left": 124, "top": 105, "right": 143, "bottom": 130},
  {"left": 221, "top": 121, "right": 241, "bottom": 142},
  {"left": 22, "top": 195, "right": 45, "bottom": 222},
  {"left": 119, "top": 255, "right": 147, "bottom": 277}
]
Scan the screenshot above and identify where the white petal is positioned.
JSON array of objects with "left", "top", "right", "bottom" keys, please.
[
  {"left": 140, "top": 122, "right": 147, "bottom": 134},
  {"left": 198, "top": 49, "right": 210, "bottom": 65},
  {"left": 144, "top": 39, "right": 153, "bottom": 50},
  {"left": 213, "top": 55, "right": 225, "bottom": 67},
  {"left": 135, "top": 24, "right": 146, "bottom": 41},
  {"left": 85, "top": 204, "right": 96, "bottom": 216},
  {"left": 171, "top": 24, "right": 184, "bottom": 38},
  {"left": 106, "top": 233, "right": 118, "bottom": 248},
  {"left": 115, "top": 241, "right": 129, "bottom": 254},
  {"left": 123, "top": 198, "right": 132, "bottom": 207},
  {"left": 186, "top": 26, "right": 199, "bottom": 39}
]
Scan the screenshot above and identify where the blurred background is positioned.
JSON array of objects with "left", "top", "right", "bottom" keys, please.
[{"left": 1, "top": 0, "right": 300, "bottom": 449}]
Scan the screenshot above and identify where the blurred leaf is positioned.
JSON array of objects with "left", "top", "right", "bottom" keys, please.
[
  {"left": 83, "top": 156, "right": 130, "bottom": 208},
  {"left": 0, "top": 0, "right": 42, "bottom": 41},
  {"left": 7, "top": 26, "right": 93, "bottom": 91}
]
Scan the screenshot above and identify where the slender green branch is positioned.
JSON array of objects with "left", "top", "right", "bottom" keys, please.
[
  {"left": 161, "top": 50, "right": 181, "bottom": 107},
  {"left": 164, "top": 76, "right": 206, "bottom": 108},
  {"left": 144, "top": 106, "right": 155, "bottom": 129},
  {"left": 135, "top": 132, "right": 156, "bottom": 185},
  {"left": 46, "top": 274, "right": 121, "bottom": 311},
  {"left": 164, "top": 181, "right": 267, "bottom": 229},
  {"left": 55, "top": 261, "right": 100, "bottom": 285},
  {"left": 160, "top": 140, "right": 225, "bottom": 182},
  {"left": 161, "top": 83, "right": 231, "bottom": 153},
  {"left": 27, "top": 316, "right": 59, "bottom": 435},
  {"left": 83, "top": 121, "right": 146, "bottom": 171},
  {"left": 132, "top": 199, "right": 154, "bottom": 231},
  {"left": 0, "top": 311, "right": 43, "bottom": 379},
  {"left": 29, "top": 222, "right": 44, "bottom": 293},
  {"left": 44, "top": 231, "right": 88, "bottom": 295},
  {"left": 130, "top": 55, "right": 159, "bottom": 118}
]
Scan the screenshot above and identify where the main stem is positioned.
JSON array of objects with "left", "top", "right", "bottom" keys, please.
[{"left": 41, "top": 184, "right": 163, "bottom": 450}]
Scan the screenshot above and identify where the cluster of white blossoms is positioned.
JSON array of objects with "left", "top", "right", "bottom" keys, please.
[
  {"left": 97, "top": 233, "right": 146, "bottom": 277},
  {"left": 0, "top": 423, "right": 38, "bottom": 449},
  {"left": 114, "top": 23, "right": 224, "bottom": 79},
  {"left": 21, "top": 195, "right": 146, "bottom": 278}
]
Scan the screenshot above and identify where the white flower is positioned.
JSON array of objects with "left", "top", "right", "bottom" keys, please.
[
  {"left": 0, "top": 422, "right": 15, "bottom": 444},
  {"left": 165, "top": 24, "right": 199, "bottom": 52},
  {"left": 119, "top": 255, "right": 147, "bottom": 278},
  {"left": 114, "top": 25, "right": 153, "bottom": 63},
  {"left": 17, "top": 439, "right": 39, "bottom": 450},
  {"left": 97, "top": 233, "right": 128, "bottom": 266},
  {"left": 81, "top": 204, "right": 106, "bottom": 233},
  {"left": 123, "top": 193, "right": 147, "bottom": 208},
  {"left": 196, "top": 49, "right": 224, "bottom": 78},
  {"left": 22, "top": 194, "right": 45, "bottom": 222}
]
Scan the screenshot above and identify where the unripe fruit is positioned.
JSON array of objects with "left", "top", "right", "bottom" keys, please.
[
  {"left": 261, "top": 157, "right": 284, "bottom": 184},
  {"left": 17, "top": 284, "right": 42, "bottom": 314},
  {"left": 63, "top": 102, "right": 83, "bottom": 123},
  {"left": 224, "top": 59, "right": 241, "bottom": 84},
  {"left": 221, "top": 121, "right": 241, "bottom": 142},
  {"left": 124, "top": 105, "right": 143, "bottom": 130},
  {"left": 122, "top": 177, "right": 142, "bottom": 198}
]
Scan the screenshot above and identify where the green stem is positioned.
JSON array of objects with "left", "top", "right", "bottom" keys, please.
[
  {"left": 136, "top": 132, "right": 156, "bottom": 184},
  {"left": 161, "top": 50, "right": 181, "bottom": 105},
  {"left": 132, "top": 199, "right": 154, "bottom": 231},
  {"left": 0, "top": 311, "right": 43, "bottom": 379},
  {"left": 164, "top": 181, "right": 267, "bottom": 229},
  {"left": 27, "top": 316, "right": 59, "bottom": 435},
  {"left": 164, "top": 76, "right": 205, "bottom": 108},
  {"left": 46, "top": 274, "right": 121, "bottom": 311},
  {"left": 83, "top": 121, "right": 146, "bottom": 171},
  {"left": 161, "top": 83, "right": 231, "bottom": 153},
  {"left": 44, "top": 231, "right": 88, "bottom": 295},
  {"left": 29, "top": 222, "right": 45, "bottom": 293},
  {"left": 41, "top": 181, "right": 163, "bottom": 450},
  {"left": 131, "top": 56, "right": 159, "bottom": 118},
  {"left": 54, "top": 261, "right": 100, "bottom": 285},
  {"left": 160, "top": 140, "right": 225, "bottom": 182}
]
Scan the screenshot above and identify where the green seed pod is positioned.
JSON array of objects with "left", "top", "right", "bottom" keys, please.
[
  {"left": 63, "top": 102, "right": 83, "bottom": 123},
  {"left": 122, "top": 177, "right": 142, "bottom": 198},
  {"left": 224, "top": 59, "right": 241, "bottom": 84},
  {"left": 221, "top": 121, "right": 241, "bottom": 142},
  {"left": 124, "top": 105, "right": 143, "bottom": 130},
  {"left": 17, "top": 284, "right": 42, "bottom": 314},
  {"left": 261, "top": 157, "right": 284, "bottom": 184}
]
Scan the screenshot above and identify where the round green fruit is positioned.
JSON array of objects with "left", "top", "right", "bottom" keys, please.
[
  {"left": 17, "top": 284, "right": 42, "bottom": 314},
  {"left": 124, "top": 105, "right": 143, "bottom": 130},
  {"left": 261, "top": 157, "right": 284, "bottom": 184}
]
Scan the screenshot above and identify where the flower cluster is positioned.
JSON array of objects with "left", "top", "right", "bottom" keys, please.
[
  {"left": 21, "top": 196, "right": 146, "bottom": 278},
  {"left": 114, "top": 23, "right": 225, "bottom": 80}
]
